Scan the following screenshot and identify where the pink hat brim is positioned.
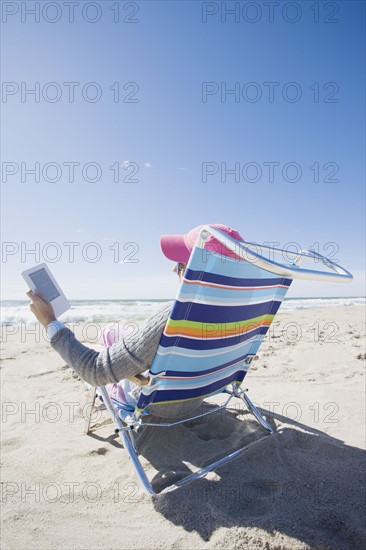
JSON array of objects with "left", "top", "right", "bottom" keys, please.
[
  {"left": 160, "top": 234, "right": 191, "bottom": 263},
  {"left": 161, "top": 224, "right": 245, "bottom": 263}
]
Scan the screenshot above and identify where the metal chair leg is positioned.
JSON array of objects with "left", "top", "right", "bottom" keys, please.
[
  {"left": 84, "top": 386, "right": 97, "bottom": 434},
  {"left": 239, "top": 389, "right": 274, "bottom": 433}
]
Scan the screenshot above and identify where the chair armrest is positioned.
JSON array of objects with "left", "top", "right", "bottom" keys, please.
[{"left": 200, "top": 226, "right": 353, "bottom": 283}]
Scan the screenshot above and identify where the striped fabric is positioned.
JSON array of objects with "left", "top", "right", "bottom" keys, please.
[{"left": 136, "top": 243, "right": 292, "bottom": 412}]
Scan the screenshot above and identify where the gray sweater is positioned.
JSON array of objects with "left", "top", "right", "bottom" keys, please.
[{"left": 50, "top": 302, "right": 203, "bottom": 419}]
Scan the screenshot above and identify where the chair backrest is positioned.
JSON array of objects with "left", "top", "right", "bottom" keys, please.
[{"left": 135, "top": 232, "right": 292, "bottom": 413}]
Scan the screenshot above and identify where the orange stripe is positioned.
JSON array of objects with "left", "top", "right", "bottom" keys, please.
[{"left": 164, "top": 319, "right": 272, "bottom": 339}]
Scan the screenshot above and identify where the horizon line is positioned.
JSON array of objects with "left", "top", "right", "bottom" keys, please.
[{"left": 1, "top": 295, "right": 365, "bottom": 303}]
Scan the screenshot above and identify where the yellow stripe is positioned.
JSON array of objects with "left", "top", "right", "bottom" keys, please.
[
  {"left": 165, "top": 317, "right": 274, "bottom": 339},
  {"left": 166, "top": 314, "right": 274, "bottom": 331}
]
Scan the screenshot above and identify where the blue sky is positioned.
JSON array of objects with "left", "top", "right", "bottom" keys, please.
[{"left": 1, "top": 0, "right": 365, "bottom": 299}]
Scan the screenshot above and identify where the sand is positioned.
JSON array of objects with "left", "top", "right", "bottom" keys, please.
[{"left": 1, "top": 306, "right": 365, "bottom": 549}]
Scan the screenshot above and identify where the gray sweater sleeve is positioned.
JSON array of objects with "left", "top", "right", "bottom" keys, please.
[{"left": 50, "top": 302, "right": 173, "bottom": 386}]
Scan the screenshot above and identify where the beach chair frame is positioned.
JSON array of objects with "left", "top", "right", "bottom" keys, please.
[{"left": 85, "top": 226, "right": 353, "bottom": 496}]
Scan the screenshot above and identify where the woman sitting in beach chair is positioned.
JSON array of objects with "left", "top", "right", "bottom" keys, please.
[{"left": 27, "top": 224, "right": 245, "bottom": 419}]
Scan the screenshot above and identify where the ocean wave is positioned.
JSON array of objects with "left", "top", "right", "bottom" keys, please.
[
  {"left": 0, "top": 300, "right": 169, "bottom": 326},
  {"left": 280, "top": 296, "right": 366, "bottom": 311},
  {"left": 1, "top": 297, "right": 364, "bottom": 326}
]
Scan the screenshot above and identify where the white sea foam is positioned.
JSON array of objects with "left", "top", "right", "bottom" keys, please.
[
  {"left": 1, "top": 297, "right": 364, "bottom": 326},
  {"left": 0, "top": 300, "right": 168, "bottom": 326},
  {"left": 279, "top": 296, "right": 366, "bottom": 311}
]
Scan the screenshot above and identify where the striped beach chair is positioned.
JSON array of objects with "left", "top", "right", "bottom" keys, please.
[{"left": 86, "top": 226, "right": 352, "bottom": 496}]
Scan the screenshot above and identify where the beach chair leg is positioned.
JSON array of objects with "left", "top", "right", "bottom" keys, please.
[
  {"left": 84, "top": 386, "right": 97, "bottom": 435},
  {"left": 238, "top": 388, "right": 274, "bottom": 433},
  {"left": 83, "top": 386, "right": 155, "bottom": 494},
  {"left": 126, "top": 426, "right": 139, "bottom": 455},
  {"left": 97, "top": 386, "right": 156, "bottom": 496}
]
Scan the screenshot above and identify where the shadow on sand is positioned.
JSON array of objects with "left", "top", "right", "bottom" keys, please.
[{"left": 132, "top": 402, "right": 366, "bottom": 549}]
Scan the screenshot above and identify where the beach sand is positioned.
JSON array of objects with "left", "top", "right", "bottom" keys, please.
[{"left": 1, "top": 306, "right": 365, "bottom": 549}]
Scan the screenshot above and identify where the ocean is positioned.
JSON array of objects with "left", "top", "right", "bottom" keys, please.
[{"left": 1, "top": 297, "right": 365, "bottom": 326}]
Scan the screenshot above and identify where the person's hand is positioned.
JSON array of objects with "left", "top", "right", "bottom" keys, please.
[{"left": 27, "top": 290, "right": 56, "bottom": 327}]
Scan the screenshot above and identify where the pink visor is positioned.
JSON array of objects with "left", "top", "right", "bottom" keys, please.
[{"left": 160, "top": 224, "right": 245, "bottom": 263}]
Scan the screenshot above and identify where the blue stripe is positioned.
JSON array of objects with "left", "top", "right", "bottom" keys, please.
[
  {"left": 136, "top": 370, "right": 249, "bottom": 409},
  {"left": 151, "top": 339, "right": 262, "bottom": 373},
  {"left": 179, "top": 285, "right": 289, "bottom": 304},
  {"left": 187, "top": 249, "right": 291, "bottom": 280},
  {"left": 164, "top": 352, "right": 250, "bottom": 377},
  {"left": 185, "top": 268, "right": 292, "bottom": 289},
  {"left": 154, "top": 363, "right": 248, "bottom": 390},
  {"left": 169, "top": 300, "right": 281, "bottom": 323}
]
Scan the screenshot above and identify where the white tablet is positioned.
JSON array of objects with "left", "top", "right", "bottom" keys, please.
[{"left": 22, "top": 263, "right": 71, "bottom": 318}]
